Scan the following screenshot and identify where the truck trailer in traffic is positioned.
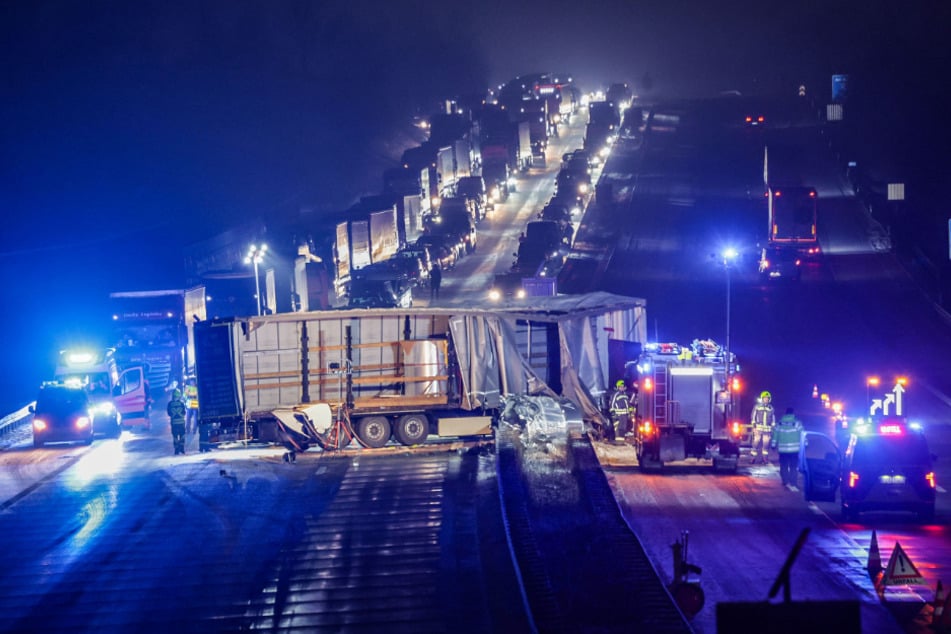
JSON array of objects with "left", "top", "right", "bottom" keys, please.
[{"left": 193, "top": 293, "right": 646, "bottom": 452}]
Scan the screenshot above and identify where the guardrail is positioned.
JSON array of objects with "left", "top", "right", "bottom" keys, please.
[{"left": 0, "top": 403, "right": 34, "bottom": 437}]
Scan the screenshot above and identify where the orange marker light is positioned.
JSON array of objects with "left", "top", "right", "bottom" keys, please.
[{"left": 848, "top": 472, "right": 860, "bottom": 488}]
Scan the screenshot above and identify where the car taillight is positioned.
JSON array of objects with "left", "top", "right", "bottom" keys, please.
[
  {"left": 33, "top": 418, "right": 48, "bottom": 432},
  {"left": 926, "top": 472, "right": 937, "bottom": 489},
  {"left": 75, "top": 416, "right": 91, "bottom": 430},
  {"left": 848, "top": 471, "right": 859, "bottom": 488},
  {"left": 730, "top": 421, "right": 743, "bottom": 436}
]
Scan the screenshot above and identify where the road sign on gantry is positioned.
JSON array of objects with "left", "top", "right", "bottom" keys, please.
[{"left": 869, "top": 380, "right": 907, "bottom": 416}]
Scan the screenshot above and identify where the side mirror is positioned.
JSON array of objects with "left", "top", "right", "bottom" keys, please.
[{"left": 28, "top": 405, "right": 35, "bottom": 414}]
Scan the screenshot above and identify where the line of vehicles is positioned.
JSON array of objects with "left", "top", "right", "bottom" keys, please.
[{"left": 328, "top": 74, "right": 584, "bottom": 310}]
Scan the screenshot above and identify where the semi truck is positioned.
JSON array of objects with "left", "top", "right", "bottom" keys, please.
[
  {"left": 333, "top": 203, "right": 401, "bottom": 299},
  {"left": 193, "top": 293, "right": 647, "bottom": 452},
  {"left": 632, "top": 340, "right": 745, "bottom": 472},
  {"left": 763, "top": 146, "right": 820, "bottom": 256},
  {"left": 766, "top": 185, "right": 819, "bottom": 254},
  {"left": 109, "top": 288, "right": 206, "bottom": 393}
]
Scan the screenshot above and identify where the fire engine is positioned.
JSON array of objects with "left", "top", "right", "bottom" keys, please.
[{"left": 632, "top": 340, "right": 745, "bottom": 472}]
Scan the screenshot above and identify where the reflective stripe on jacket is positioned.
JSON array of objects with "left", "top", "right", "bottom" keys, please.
[
  {"left": 751, "top": 403, "right": 775, "bottom": 430},
  {"left": 610, "top": 391, "right": 630, "bottom": 415},
  {"left": 773, "top": 415, "right": 802, "bottom": 453}
]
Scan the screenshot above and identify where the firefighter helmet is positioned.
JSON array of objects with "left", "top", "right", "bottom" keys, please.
[
  {"left": 760, "top": 390, "right": 772, "bottom": 400},
  {"left": 616, "top": 380, "right": 626, "bottom": 389}
]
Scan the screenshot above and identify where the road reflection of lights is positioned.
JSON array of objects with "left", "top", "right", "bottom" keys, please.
[
  {"left": 66, "top": 439, "right": 128, "bottom": 490},
  {"left": 73, "top": 496, "right": 109, "bottom": 547}
]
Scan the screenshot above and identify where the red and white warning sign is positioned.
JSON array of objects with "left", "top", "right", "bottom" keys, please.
[{"left": 881, "top": 542, "right": 925, "bottom": 586}]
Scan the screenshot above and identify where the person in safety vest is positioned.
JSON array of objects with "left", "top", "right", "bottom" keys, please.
[
  {"left": 609, "top": 379, "right": 632, "bottom": 442},
  {"left": 774, "top": 407, "right": 803, "bottom": 490},
  {"left": 168, "top": 388, "right": 187, "bottom": 455},
  {"left": 184, "top": 376, "right": 199, "bottom": 435},
  {"left": 749, "top": 390, "right": 776, "bottom": 464}
]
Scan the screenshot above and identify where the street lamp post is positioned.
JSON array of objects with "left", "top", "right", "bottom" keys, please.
[
  {"left": 245, "top": 244, "right": 268, "bottom": 316},
  {"left": 722, "top": 248, "right": 739, "bottom": 367}
]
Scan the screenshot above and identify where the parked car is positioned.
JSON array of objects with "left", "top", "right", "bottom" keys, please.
[
  {"left": 800, "top": 418, "right": 938, "bottom": 522},
  {"left": 758, "top": 246, "right": 801, "bottom": 282},
  {"left": 348, "top": 277, "right": 413, "bottom": 309},
  {"left": 30, "top": 382, "right": 105, "bottom": 447},
  {"left": 416, "top": 235, "right": 460, "bottom": 270}
]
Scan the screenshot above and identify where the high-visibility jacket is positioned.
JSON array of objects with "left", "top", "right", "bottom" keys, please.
[
  {"left": 185, "top": 384, "right": 199, "bottom": 410},
  {"left": 773, "top": 414, "right": 803, "bottom": 453},
  {"left": 167, "top": 399, "right": 187, "bottom": 424},
  {"left": 610, "top": 390, "right": 631, "bottom": 417},
  {"left": 750, "top": 402, "right": 775, "bottom": 430}
]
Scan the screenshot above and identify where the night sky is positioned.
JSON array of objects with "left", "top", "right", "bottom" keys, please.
[{"left": 1, "top": 1, "right": 949, "bottom": 412}]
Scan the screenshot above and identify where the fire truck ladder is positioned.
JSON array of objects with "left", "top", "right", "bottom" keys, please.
[{"left": 653, "top": 364, "right": 668, "bottom": 426}]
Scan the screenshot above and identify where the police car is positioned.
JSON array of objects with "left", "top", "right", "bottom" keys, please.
[
  {"left": 801, "top": 418, "right": 937, "bottom": 522},
  {"left": 841, "top": 419, "right": 937, "bottom": 522}
]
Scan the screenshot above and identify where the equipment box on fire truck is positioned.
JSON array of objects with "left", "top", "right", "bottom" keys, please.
[{"left": 633, "top": 340, "right": 744, "bottom": 472}]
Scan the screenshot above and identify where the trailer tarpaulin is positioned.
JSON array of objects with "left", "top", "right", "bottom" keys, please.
[
  {"left": 448, "top": 314, "right": 552, "bottom": 410},
  {"left": 558, "top": 316, "right": 608, "bottom": 422}
]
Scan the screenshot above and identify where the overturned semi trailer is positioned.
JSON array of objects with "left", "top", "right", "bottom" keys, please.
[{"left": 193, "top": 291, "right": 646, "bottom": 451}]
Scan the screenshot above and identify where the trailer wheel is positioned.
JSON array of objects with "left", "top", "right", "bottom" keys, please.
[
  {"left": 395, "top": 414, "right": 429, "bottom": 446},
  {"left": 357, "top": 416, "right": 391, "bottom": 449}
]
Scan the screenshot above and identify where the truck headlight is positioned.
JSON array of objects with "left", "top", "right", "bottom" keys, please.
[{"left": 488, "top": 289, "right": 501, "bottom": 301}]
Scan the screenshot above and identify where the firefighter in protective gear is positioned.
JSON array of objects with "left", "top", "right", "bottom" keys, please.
[
  {"left": 168, "top": 388, "right": 187, "bottom": 455},
  {"left": 184, "top": 376, "right": 199, "bottom": 434},
  {"left": 749, "top": 390, "right": 776, "bottom": 463},
  {"left": 609, "top": 379, "right": 632, "bottom": 442}
]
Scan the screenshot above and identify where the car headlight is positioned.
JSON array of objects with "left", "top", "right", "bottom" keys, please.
[
  {"left": 578, "top": 183, "right": 589, "bottom": 194},
  {"left": 33, "top": 418, "right": 48, "bottom": 432},
  {"left": 91, "top": 401, "right": 115, "bottom": 415},
  {"left": 515, "top": 289, "right": 527, "bottom": 299},
  {"left": 488, "top": 289, "right": 502, "bottom": 301},
  {"left": 75, "top": 416, "right": 91, "bottom": 430}
]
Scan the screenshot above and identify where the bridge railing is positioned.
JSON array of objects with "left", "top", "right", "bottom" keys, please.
[{"left": 0, "top": 403, "right": 34, "bottom": 438}]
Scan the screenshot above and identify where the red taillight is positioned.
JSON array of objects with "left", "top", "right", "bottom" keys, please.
[
  {"left": 926, "top": 472, "right": 937, "bottom": 489},
  {"left": 731, "top": 377, "right": 741, "bottom": 392},
  {"left": 848, "top": 472, "right": 859, "bottom": 488},
  {"left": 757, "top": 115, "right": 764, "bottom": 123},
  {"left": 745, "top": 116, "right": 752, "bottom": 123},
  {"left": 643, "top": 378, "right": 653, "bottom": 392},
  {"left": 639, "top": 420, "right": 653, "bottom": 435},
  {"left": 731, "top": 421, "right": 743, "bottom": 436}
]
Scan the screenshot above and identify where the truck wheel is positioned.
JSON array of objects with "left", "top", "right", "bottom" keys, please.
[
  {"left": 357, "top": 416, "right": 391, "bottom": 449},
  {"left": 395, "top": 414, "right": 429, "bottom": 446}
]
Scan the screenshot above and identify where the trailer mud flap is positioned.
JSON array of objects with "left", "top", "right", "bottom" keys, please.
[{"left": 659, "top": 435, "right": 686, "bottom": 463}]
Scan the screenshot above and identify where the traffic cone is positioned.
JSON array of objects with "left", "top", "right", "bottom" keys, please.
[
  {"left": 867, "top": 530, "right": 883, "bottom": 578},
  {"left": 933, "top": 580, "right": 945, "bottom": 628},
  {"left": 939, "top": 585, "right": 951, "bottom": 630},
  {"left": 812, "top": 384, "right": 819, "bottom": 398}
]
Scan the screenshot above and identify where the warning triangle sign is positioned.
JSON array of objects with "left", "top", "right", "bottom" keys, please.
[{"left": 881, "top": 542, "right": 925, "bottom": 586}]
